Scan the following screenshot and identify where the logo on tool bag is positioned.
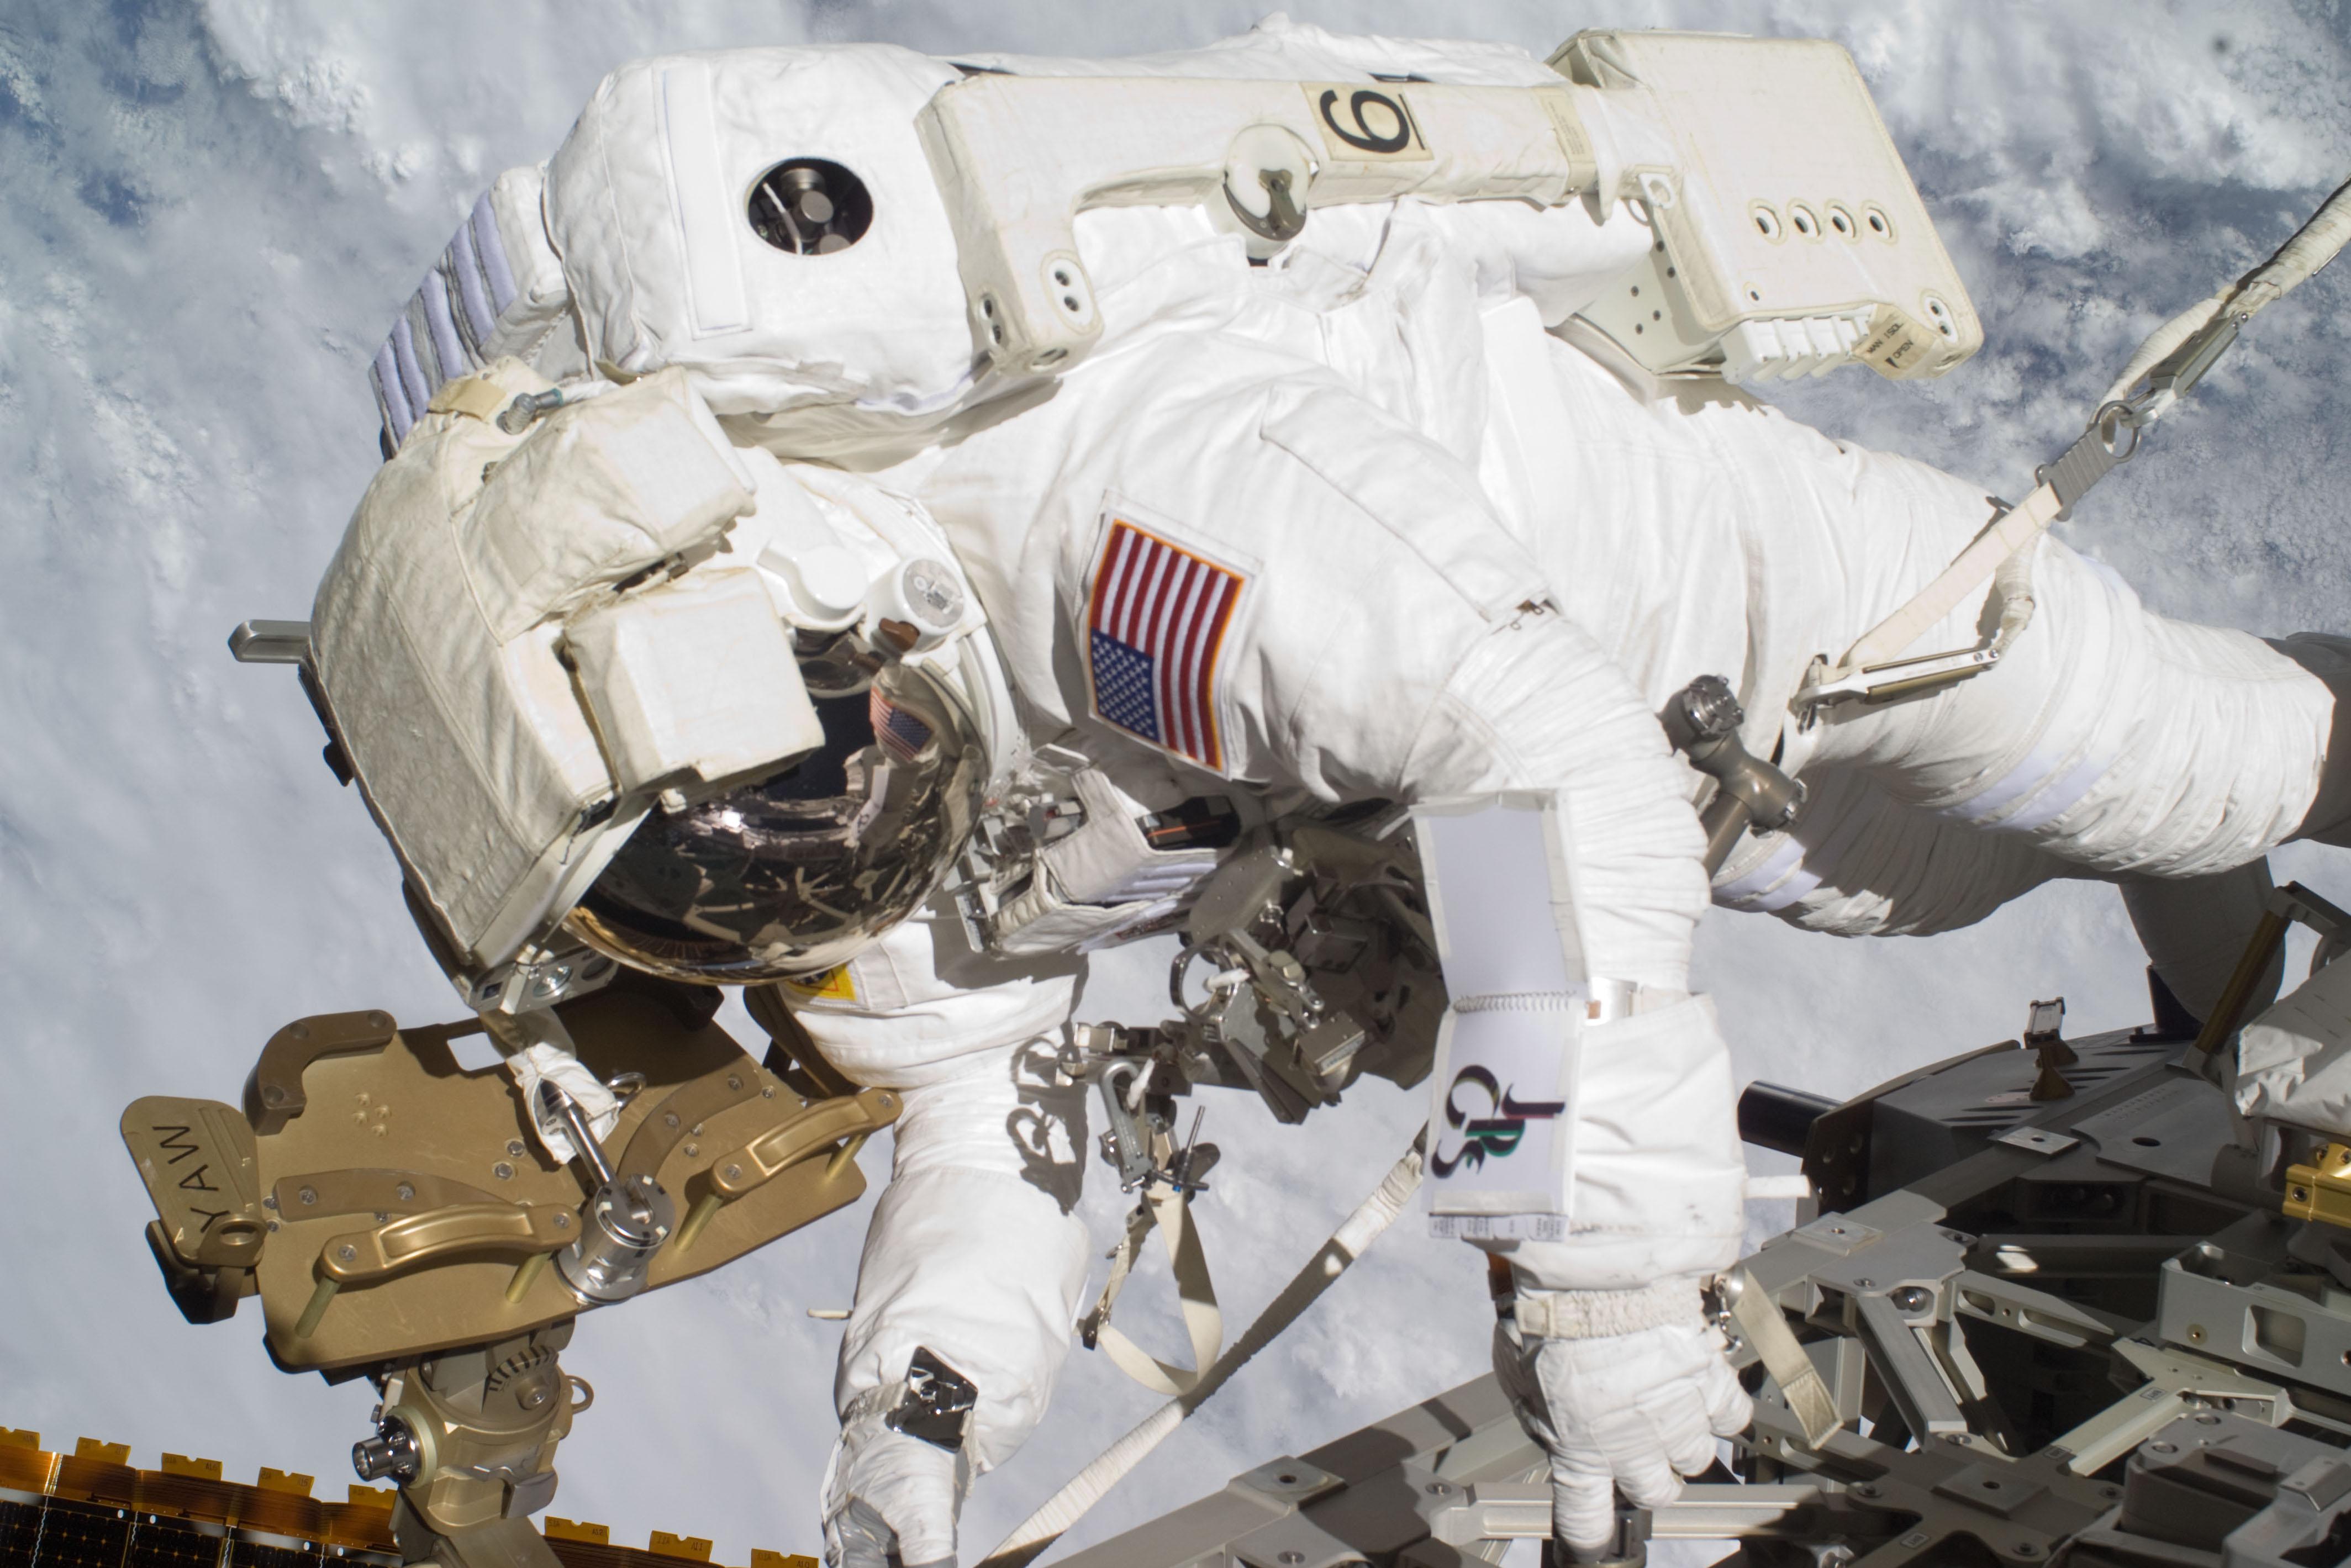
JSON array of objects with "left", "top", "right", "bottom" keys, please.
[
  {"left": 1431, "top": 1065, "right": 1566, "bottom": 1177},
  {"left": 1085, "top": 519, "right": 1243, "bottom": 773}
]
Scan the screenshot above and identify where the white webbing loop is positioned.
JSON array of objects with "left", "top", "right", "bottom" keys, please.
[
  {"left": 1080, "top": 1180, "right": 1224, "bottom": 1396},
  {"left": 977, "top": 1129, "right": 1428, "bottom": 1568}
]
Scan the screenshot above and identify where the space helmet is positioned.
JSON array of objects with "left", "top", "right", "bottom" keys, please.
[{"left": 562, "top": 642, "right": 987, "bottom": 985}]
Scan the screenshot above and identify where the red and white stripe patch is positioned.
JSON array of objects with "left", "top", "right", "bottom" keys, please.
[{"left": 1085, "top": 519, "right": 1243, "bottom": 772}]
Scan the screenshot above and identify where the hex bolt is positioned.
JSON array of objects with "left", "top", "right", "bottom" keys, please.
[{"left": 507, "top": 1139, "right": 527, "bottom": 1158}]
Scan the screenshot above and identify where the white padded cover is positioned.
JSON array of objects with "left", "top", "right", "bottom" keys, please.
[
  {"left": 312, "top": 362, "right": 773, "bottom": 969},
  {"left": 542, "top": 46, "right": 975, "bottom": 449},
  {"left": 462, "top": 368, "right": 756, "bottom": 639},
  {"left": 565, "top": 566, "right": 823, "bottom": 800}
]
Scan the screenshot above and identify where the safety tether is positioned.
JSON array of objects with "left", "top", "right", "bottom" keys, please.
[
  {"left": 1794, "top": 172, "right": 2351, "bottom": 719},
  {"left": 976, "top": 1129, "right": 1428, "bottom": 1568},
  {"left": 1079, "top": 1179, "right": 1225, "bottom": 1396}
]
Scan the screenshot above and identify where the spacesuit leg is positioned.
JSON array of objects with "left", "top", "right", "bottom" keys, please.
[
  {"left": 790, "top": 915, "right": 1092, "bottom": 1568},
  {"left": 1509, "top": 337, "right": 2334, "bottom": 943}
]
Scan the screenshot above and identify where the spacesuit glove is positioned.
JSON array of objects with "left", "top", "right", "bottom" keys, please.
[
  {"left": 822, "top": 1406, "right": 966, "bottom": 1568},
  {"left": 1497, "top": 1281, "right": 1751, "bottom": 1556},
  {"left": 499, "top": 1036, "right": 619, "bottom": 1167}
]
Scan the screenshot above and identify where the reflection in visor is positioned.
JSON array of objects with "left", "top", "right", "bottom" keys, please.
[{"left": 564, "top": 659, "right": 981, "bottom": 984}]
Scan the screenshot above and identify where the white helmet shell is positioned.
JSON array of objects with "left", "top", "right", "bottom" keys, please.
[{"left": 544, "top": 45, "right": 978, "bottom": 455}]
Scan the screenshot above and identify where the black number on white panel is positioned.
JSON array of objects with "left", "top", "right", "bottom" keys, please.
[{"left": 1316, "top": 88, "right": 1417, "bottom": 155}]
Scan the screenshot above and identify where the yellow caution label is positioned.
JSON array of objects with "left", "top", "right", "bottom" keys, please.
[{"left": 785, "top": 965, "right": 857, "bottom": 1004}]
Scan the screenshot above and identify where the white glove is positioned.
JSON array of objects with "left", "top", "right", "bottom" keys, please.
[
  {"left": 1496, "top": 1281, "right": 1752, "bottom": 1555},
  {"left": 821, "top": 1403, "right": 966, "bottom": 1568},
  {"left": 496, "top": 1026, "right": 620, "bottom": 1167}
]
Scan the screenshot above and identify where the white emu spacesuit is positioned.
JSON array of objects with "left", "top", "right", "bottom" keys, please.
[{"left": 311, "top": 20, "right": 2351, "bottom": 1565}]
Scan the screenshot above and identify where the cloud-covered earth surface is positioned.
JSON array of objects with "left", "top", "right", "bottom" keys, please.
[{"left": 2, "top": 2, "right": 2348, "bottom": 1563}]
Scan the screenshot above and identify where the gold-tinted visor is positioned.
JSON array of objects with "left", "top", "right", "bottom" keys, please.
[{"left": 564, "top": 658, "right": 980, "bottom": 984}]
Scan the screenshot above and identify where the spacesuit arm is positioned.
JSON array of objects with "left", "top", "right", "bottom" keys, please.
[{"left": 789, "top": 919, "right": 1094, "bottom": 1565}]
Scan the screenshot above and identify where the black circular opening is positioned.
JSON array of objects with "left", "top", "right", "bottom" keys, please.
[{"left": 747, "top": 159, "right": 873, "bottom": 255}]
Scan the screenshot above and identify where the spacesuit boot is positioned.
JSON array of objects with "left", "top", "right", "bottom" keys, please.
[{"left": 2276, "top": 633, "right": 2351, "bottom": 846}]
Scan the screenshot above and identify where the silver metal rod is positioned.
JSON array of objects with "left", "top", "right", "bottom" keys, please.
[{"left": 538, "top": 1080, "right": 614, "bottom": 1186}]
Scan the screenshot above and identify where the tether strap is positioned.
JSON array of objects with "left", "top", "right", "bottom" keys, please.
[
  {"left": 1797, "top": 169, "right": 2351, "bottom": 719},
  {"left": 1729, "top": 1267, "right": 1842, "bottom": 1447},
  {"left": 1080, "top": 1181, "right": 1224, "bottom": 1396}
]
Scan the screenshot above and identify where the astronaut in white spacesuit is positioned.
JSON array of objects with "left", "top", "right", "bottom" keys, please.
[{"left": 307, "top": 21, "right": 2351, "bottom": 1566}]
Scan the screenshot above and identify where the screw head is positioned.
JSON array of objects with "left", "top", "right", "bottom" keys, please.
[
  {"left": 507, "top": 1139, "right": 526, "bottom": 1158},
  {"left": 2150, "top": 1442, "right": 2176, "bottom": 1455},
  {"left": 684, "top": 1143, "right": 699, "bottom": 1158},
  {"left": 554, "top": 1213, "right": 571, "bottom": 1230},
  {"left": 338, "top": 1244, "right": 357, "bottom": 1262},
  {"left": 1891, "top": 1286, "right": 1932, "bottom": 1312},
  {"left": 494, "top": 1162, "right": 515, "bottom": 1180},
  {"left": 298, "top": 1186, "right": 318, "bottom": 1206},
  {"left": 1424, "top": 1481, "right": 1451, "bottom": 1496},
  {"left": 396, "top": 1182, "right": 415, "bottom": 1202},
  {"left": 725, "top": 1165, "right": 743, "bottom": 1181},
  {"left": 726, "top": 1075, "right": 743, "bottom": 1092},
  {"left": 1853, "top": 1482, "right": 1880, "bottom": 1498},
  {"left": 1853, "top": 1277, "right": 1875, "bottom": 1290}
]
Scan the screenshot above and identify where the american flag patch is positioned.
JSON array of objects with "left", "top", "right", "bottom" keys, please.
[
  {"left": 1087, "top": 519, "right": 1243, "bottom": 772},
  {"left": 869, "top": 688, "right": 932, "bottom": 764}
]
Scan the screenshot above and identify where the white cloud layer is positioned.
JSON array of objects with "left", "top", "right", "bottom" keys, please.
[{"left": 2, "top": 3, "right": 2348, "bottom": 1564}]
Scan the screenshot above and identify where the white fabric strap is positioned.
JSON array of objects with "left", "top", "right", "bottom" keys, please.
[
  {"left": 1514, "top": 1279, "right": 1704, "bottom": 1339},
  {"left": 1082, "top": 1181, "right": 1224, "bottom": 1396},
  {"left": 1836, "top": 481, "right": 2062, "bottom": 677},
  {"left": 979, "top": 1132, "right": 1426, "bottom": 1568}
]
